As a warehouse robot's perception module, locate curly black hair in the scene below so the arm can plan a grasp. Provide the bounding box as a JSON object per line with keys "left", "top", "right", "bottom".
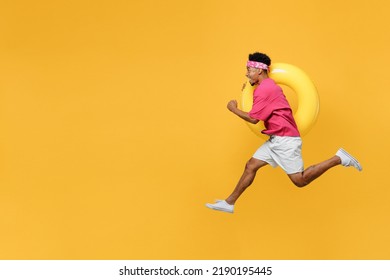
{"left": 248, "top": 52, "right": 271, "bottom": 66}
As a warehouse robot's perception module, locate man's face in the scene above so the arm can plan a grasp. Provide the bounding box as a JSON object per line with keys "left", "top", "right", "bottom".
{"left": 246, "top": 67, "right": 261, "bottom": 86}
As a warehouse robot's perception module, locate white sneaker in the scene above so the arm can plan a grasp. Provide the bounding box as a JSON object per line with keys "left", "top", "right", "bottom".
{"left": 205, "top": 200, "right": 234, "bottom": 213}
{"left": 336, "top": 148, "right": 362, "bottom": 171}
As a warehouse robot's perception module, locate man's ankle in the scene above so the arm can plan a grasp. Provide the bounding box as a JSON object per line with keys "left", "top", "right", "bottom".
{"left": 225, "top": 199, "right": 235, "bottom": 205}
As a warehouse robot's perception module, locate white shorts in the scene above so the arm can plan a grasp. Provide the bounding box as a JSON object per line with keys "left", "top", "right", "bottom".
{"left": 253, "top": 135, "right": 304, "bottom": 174}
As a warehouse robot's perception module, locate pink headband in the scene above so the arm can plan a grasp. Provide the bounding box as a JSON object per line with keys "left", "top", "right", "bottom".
{"left": 247, "top": 60, "right": 269, "bottom": 70}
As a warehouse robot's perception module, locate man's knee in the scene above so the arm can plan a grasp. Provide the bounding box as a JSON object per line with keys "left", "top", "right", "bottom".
{"left": 289, "top": 174, "right": 308, "bottom": 188}
{"left": 293, "top": 180, "right": 307, "bottom": 188}
{"left": 245, "top": 158, "right": 264, "bottom": 173}
{"left": 245, "top": 161, "right": 257, "bottom": 173}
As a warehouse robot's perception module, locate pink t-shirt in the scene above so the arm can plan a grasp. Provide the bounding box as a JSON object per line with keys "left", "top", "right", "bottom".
{"left": 248, "top": 78, "right": 300, "bottom": 137}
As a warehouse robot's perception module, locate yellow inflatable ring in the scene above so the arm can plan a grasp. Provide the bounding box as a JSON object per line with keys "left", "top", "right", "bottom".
{"left": 241, "top": 62, "right": 319, "bottom": 139}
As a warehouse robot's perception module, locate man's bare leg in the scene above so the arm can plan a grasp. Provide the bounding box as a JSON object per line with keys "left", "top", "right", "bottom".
{"left": 225, "top": 158, "right": 268, "bottom": 204}
{"left": 288, "top": 156, "right": 341, "bottom": 187}
{"left": 205, "top": 158, "right": 267, "bottom": 213}
{"left": 288, "top": 148, "right": 362, "bottom": 187}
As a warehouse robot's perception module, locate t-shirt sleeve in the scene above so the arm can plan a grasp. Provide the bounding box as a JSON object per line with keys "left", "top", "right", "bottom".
{"left": 248, "top": 94, "right": 273, "bottom": 121}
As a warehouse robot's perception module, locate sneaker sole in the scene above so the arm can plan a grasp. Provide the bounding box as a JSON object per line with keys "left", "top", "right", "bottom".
{"left": 205, "top": 203, "right": 234, "bottom": 213}
{"left": 339, "top": 148, "right": 362, "bottom": 171}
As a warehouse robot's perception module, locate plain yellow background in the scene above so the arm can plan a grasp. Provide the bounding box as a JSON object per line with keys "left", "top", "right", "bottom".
{"left": 0, "top": 0, "right": 389, "bottom": 259}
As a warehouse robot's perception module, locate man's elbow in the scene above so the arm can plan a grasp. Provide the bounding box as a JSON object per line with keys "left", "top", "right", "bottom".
{"left": 246, "top": 113, "right": 259, "bottom": 124}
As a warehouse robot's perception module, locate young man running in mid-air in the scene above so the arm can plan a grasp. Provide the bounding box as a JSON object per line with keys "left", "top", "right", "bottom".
{"left": 206, "top": 52, "right": 362, "bottom": 214}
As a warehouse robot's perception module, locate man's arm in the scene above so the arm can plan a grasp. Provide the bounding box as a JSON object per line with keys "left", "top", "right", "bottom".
{"left": 227, "top": 100, "right": 259, "bottom": 124}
